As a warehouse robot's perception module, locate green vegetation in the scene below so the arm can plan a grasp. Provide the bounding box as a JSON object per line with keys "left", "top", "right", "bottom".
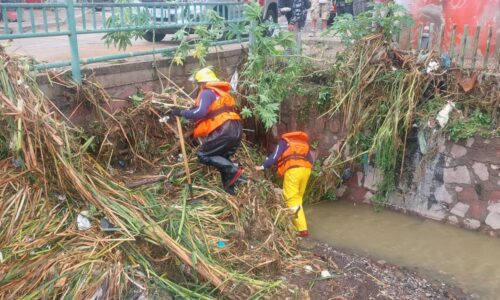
{"left": 172, "top": 10, "right": 229, "bottom": 66}
{"left": 445, "top": 109, "right": 497, "bottom": 141}
{"left": 317, "top": 88, "right": 332, "bottom": 111}
{"left": 102, "top": 0, "right": 151, "bottom": 51}
{"left": 130, "top": 90, "right": 145, "bottom": 106}
{"left": 328, "top": 2, "right": 413, "bottom": 45}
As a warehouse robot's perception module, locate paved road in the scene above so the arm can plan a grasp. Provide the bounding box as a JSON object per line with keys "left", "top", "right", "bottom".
{"left": 2, "top": 13, "right": 337, "bottom": 65}
{"left": 5, "top": 33, "right": 181, "bottom": 62}
{"left": 2, "top": 8, "right": 184, "bottom": 63}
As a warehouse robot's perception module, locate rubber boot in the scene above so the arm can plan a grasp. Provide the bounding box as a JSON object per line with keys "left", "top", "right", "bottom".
{"left": 198, "top": 155, "right": 240, "bottom": 194}
{"left": 223, "top": 168, "right": 244, "bottom": 195}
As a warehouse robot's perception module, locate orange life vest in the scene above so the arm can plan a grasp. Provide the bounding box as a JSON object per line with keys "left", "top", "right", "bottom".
{"left": 192, "top": 81, "right": 241, "bottom": 138}
{"left": 277, "top": 131, "right": 312, "bottom": 177}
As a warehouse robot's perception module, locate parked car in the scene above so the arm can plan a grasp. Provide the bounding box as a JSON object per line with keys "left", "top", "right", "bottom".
{"left": 0, "top": 0, "right": 20, "bottom": 22}
{"left": 85, "top": 0, "right": 115, "bottom": 12}
{"left": 141, "top": 0, "right": 278, "bottom": 42}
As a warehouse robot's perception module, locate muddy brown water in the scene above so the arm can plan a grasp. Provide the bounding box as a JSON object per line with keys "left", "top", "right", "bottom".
{"left": 306, "top": 201, "right": 500, "bottom": 300}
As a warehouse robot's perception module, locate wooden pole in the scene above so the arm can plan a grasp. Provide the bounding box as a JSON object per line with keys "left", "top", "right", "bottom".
{"left": 173, "top": 96, "right": 194, "bottom": 200}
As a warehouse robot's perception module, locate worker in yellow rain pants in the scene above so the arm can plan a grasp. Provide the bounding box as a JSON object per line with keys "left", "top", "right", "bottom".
{"left": 255, "top": 131, "right": 313, "bottom": 237}
{"left": 283, "top": 166, "right": 312, "bottom": 234}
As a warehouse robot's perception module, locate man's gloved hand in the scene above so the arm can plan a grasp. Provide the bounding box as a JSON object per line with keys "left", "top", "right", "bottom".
{"left": 169, "top": 107, "right": 183, "bottom": 117}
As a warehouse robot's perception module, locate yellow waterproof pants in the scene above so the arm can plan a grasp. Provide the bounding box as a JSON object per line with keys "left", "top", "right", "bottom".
{"left": 283, "top": 167, "right": 311, "bottom": 232}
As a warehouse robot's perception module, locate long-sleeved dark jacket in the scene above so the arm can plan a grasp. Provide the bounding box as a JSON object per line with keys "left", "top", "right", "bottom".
{"left": 290, "top": 0, "right": 308, "bottom": 27}
{"left": 279, "top": 0, "right": 308, "bottom": 28}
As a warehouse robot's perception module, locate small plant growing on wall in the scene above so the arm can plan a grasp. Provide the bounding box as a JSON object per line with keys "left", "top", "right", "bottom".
{"left": 445, "top": 109, "right": 497, "bottom": 142}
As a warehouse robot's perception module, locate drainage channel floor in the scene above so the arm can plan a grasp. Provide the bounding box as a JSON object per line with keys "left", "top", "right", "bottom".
{"left": 306, "top": 201, "right": 500, "bottom": 300}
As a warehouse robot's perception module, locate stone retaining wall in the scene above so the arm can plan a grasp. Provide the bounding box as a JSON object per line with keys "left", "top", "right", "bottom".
{"left": 342, "top": 135, "right": 500, "bottom": 236}
{"left": 269, "top": 95, "right": 344, "bottom": 157}
{"left": 413, "top": 136, "right": 500, "bottom": 233}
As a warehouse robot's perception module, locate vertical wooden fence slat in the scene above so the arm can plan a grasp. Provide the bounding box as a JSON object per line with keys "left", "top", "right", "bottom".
{"left": 417, "top": 23, "right": 423, "bottom": 50}
{"left": 428, "top": 23, "right": 435, "bottom": 50}
{"left": 449, "top": 24, "right": 456, "bottom": 62}
{"left": 471, "top": 26, "right": 480, "bottom": 69}
{"left": 483, "top": 26, "right": 493, "bottom": 69}
{"left": 459, "top": 24, "right": 468, "bottom": 67}
{"left": 438, "top": 24, "right": 445, "bottom": 55}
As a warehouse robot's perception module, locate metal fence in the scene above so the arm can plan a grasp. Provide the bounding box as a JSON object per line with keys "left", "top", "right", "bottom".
{"left": 398, "top": 22, "right": 500, "bottom": 72}
{"left": 0, "top": 0, "right": 247, "bottom": 82}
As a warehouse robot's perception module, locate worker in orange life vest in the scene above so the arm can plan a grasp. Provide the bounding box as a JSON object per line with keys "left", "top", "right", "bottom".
{"left": 255, "top": 131, "right": 313, "bottom": 237}
{"left": 170, "top": 67, "right": 244, "bottom": 194}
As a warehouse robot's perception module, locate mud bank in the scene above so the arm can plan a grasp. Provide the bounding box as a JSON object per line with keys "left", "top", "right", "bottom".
{"left": 283, "top": 240, "right": 469, "bottom": 299}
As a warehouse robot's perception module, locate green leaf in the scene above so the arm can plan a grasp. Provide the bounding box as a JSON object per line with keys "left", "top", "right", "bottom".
{"left": 241, "top": 107, "right": 253, "bottom": 118}
{"left": 243, "top": 1, "right": 262, "bottom": 21}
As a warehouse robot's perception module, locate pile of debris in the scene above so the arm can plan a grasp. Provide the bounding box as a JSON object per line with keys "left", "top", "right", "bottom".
{"left": 0, "top": 49, "right": 309, "bottom": 299}
{"left": 315, "top": 34, "right": 499, "bottom": 205}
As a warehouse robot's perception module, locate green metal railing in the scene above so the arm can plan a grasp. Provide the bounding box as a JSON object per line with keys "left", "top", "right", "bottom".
{"left": 0, "top": 1, "right": 247, "bottom": 83}
{"left": 399, "top": 22, "right": 500, "bottom": 72}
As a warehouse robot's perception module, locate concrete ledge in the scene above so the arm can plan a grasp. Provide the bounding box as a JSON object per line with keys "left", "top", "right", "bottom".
{"left": 37, "top": 45, "right": 246, "bottom": 108}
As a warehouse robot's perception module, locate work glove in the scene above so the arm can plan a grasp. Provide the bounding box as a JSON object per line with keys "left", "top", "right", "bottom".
{"left": 169, "top": 107, "right": 183, "bottom": 117}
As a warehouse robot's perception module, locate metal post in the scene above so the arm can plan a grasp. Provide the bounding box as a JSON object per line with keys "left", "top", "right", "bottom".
{"left": 66, "top": 0, "right": 81, "bottom": 83}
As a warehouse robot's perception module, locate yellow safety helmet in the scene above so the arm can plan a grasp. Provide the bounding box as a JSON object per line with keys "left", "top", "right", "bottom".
{"left": 192, "top": 67, "right": 219, "bottom": 83}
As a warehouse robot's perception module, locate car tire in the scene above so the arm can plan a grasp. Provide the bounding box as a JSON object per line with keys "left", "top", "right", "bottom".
{"left": 143, "top": 30, "right": 166, "bottom": 42}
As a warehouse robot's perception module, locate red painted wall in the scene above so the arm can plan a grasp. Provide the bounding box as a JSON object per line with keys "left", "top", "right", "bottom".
{"left": 397, "top": 0, "right": 499, "bottom": 56}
